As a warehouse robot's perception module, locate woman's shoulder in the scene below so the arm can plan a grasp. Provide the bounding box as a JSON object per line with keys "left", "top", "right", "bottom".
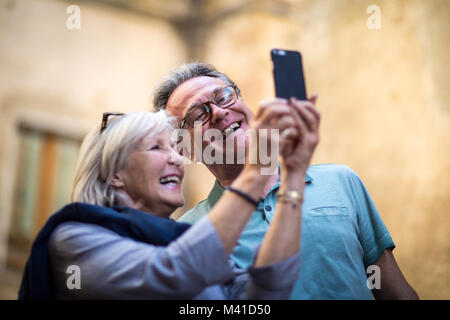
{"left": 51, "top": 221, "right": 118, "bottom": 240}
{"left": 48, "top": 221, "right": 125, "bottom": 256}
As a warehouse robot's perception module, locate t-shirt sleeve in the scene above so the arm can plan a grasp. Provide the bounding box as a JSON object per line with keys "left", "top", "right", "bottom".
{"left": 347, "top": 167, "right": 395, "bottom": 267}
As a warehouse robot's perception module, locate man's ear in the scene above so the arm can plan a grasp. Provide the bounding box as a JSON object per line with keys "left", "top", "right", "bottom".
{"left": 110, "top": 172, "right": 124, "bottom": 188}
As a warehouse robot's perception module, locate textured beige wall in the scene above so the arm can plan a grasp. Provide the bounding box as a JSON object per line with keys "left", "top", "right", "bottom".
{"left": 0, "top": 0, "right": 186, "bottom": 273}
{"left": 0, "top": 0, "right": 448, "bottom": 299}
{"left": 183, "top": 0, "right": 449, "bottom": 299}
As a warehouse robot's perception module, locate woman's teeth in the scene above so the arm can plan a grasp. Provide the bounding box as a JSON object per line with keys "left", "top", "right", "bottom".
{"left": 160, "top": 176, "right": 180, "bottom": 186}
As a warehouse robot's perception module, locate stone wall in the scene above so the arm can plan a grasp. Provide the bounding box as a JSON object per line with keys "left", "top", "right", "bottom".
{"left": 0, "top": 0, "right": 448, "bottom": 299}
{"left": 186, "top": 0, "right": 450, "bottom": 299}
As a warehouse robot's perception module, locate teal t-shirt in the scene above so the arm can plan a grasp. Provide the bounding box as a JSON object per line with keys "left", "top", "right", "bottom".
{"left": 177, "top": 164, "right": 395, "bottom": 299}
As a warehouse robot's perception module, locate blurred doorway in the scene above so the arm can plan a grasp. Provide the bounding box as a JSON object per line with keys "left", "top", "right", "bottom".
{"left": 7, "top": 126, "right": 80, "bottom": 271}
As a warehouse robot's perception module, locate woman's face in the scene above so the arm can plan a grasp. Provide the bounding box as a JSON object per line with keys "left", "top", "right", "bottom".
{"left": 115, "top": 128, "right": 185, "bottom": 218}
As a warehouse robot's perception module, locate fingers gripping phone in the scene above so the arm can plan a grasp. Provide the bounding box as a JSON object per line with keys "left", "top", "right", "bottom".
{"left": 271, "top": 49, "right": 307, "bottom": 101}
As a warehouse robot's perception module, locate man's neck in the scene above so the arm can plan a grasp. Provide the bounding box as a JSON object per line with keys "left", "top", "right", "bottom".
{"left": 208, "top": 163, "right": 279, "bottom": 198}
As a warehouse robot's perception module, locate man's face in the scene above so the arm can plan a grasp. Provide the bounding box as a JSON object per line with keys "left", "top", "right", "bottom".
{"left": 166, "top": 76, "right": 253, "bottom": 164}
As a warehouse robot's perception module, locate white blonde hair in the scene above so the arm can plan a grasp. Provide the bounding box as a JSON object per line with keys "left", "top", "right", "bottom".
{"left": 71, "top": 110, "right": 174, "bottom": 207}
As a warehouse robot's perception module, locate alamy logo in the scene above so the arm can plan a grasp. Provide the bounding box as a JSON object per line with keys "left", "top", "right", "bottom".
{"left": 366, "top": 5, "right": 381, "bottom": 30}
{"left": 66, "top": 5, "right": 81, "bottom": 30}
{"left": 174, "top": 127, "right": 280, "bottom": 175}
{"left": 366, "top": 265, "right": 381, "bottom": 289}
{"left": 66, "top": 265, "right": 81, "bottom": 290}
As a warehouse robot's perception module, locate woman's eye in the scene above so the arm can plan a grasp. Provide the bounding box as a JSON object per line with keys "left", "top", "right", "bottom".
{"left": 150, "top": 145, "right": 160, "bottom": 150}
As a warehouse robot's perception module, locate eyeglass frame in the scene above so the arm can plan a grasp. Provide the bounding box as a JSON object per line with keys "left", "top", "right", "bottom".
{"left": 100, "top": 112, "right": 125, "bottom": 133}
{"left": 179, "top": 85, "right": 240, "bottom": 129}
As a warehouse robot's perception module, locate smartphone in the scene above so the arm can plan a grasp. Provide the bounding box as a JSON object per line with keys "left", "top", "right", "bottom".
{"left": 271, "top": 49, "right": 307, "bottom": 100}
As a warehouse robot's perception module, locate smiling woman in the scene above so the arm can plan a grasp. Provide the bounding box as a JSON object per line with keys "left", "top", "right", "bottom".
{"left": 107, "top": 127, "right": 185, "bottom": 218}
{"left": 18, "top": 109, "right": 304, "bottom": 300}
{"left": 71, "top": 111, "right": 176, "bottom": 210}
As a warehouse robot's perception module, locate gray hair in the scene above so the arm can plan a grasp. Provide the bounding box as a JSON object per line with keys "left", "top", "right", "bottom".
{"left": 153, "top": 62, "right": 240, "bottom": 111}
{"left": 71, "top": 110, "right": 173, "bottom": 207}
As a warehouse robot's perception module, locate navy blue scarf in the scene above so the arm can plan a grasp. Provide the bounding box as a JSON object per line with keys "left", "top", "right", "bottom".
{"left": 18, "top": 202, "right": 191, "bottom": 300}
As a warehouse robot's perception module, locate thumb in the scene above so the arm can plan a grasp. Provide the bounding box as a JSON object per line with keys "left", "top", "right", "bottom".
{"left": 308, "top": 94, "right": 318, "bottom": 105}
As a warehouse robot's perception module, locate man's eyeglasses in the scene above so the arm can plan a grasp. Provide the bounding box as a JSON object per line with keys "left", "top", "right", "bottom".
{"left": 100, "top": 112, "right": 125, "bottom": 133}
{"left": 180, "top": 86, "right": 239, "bottom": 129}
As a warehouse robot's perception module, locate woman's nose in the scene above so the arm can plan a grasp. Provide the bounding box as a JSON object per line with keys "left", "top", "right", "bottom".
{"left": 169, "top": 148, "right": 183, "bottom": 166}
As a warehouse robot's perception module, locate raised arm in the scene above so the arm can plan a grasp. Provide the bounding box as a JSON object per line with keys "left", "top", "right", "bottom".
{"left": 207, "top": 102, "right": 298, "bottom": 255}
{"left": 255, "top": 95, "right": 320, "bottom": 267}
{"left": 223, "top": 96, "right": 320, "bottom": 300}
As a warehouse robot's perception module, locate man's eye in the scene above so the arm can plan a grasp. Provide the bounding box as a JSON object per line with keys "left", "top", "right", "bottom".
{"left": 215, "top": 94, "right": 228, "bottom": 105}
{"left": 150, "top": 145, "right": 160, "bottom": 150}
{"left": 214, "top": 88, "right": 233, "bottom": 105}
{"left": 187, "top": 109, "right": 206, "bottom": 122}
{"left": 194, "top": 112, "right": 207, "bottom": 121}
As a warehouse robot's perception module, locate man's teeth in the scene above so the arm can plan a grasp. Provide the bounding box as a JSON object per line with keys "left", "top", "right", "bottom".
{"left": 160, "top": 176, "right": 180, "bottom": 185}
{"left": 223, "top": 122, "right": 240, "bottom": 138}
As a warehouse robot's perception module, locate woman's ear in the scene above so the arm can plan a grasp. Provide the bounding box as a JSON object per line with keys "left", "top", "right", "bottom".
{"left": 110, "top": 172, "right": 124, "bottom": 189}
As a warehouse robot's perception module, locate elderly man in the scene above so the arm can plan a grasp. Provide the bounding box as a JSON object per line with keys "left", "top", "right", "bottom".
{"left": 153, "top": 62, "right": 418, "bottom": 300}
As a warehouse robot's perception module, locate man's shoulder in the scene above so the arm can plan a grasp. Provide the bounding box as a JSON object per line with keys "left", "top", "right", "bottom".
{"left": 308, "top": 163, "right": 360, "bottom": 180}
{"left": 177, "top": 199, "right": 211, "bottom": 224}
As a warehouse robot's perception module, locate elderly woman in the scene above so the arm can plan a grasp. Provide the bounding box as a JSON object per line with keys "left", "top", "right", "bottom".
{"left": 19, "top": 107, "right": 308, "bottom": 300}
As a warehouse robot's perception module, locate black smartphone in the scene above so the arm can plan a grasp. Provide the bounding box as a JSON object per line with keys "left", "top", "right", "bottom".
{"left": 271, "top": 49, "right": 307, "bottom": 100}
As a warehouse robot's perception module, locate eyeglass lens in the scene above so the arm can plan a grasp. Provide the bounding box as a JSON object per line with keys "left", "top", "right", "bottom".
{"left": 183, "top": 86, "right": 237, "bottom": 127}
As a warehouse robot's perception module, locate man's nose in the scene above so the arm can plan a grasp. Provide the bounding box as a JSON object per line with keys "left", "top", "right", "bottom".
{"left": 209, "top": 104, "right": 229, "bottom": 124}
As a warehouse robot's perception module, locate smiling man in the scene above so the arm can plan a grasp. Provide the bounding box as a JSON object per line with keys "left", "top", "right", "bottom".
{"left": 165, "top": 75, "right": 255, "bottom": 181}
{"left": 153, "top": 62, "right": 418, "bottom": 300}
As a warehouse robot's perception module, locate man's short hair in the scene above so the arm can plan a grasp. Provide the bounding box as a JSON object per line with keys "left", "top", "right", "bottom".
{"left": 153, "top": 62, "right": 240, "bottom": 111}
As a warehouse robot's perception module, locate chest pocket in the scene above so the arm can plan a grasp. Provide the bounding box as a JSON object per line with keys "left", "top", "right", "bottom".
{"left": 304, "top": 206, "right": 350, "bottom": 217}
{"left": 302, "top": 206, "right": 356, "bottom": 244}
